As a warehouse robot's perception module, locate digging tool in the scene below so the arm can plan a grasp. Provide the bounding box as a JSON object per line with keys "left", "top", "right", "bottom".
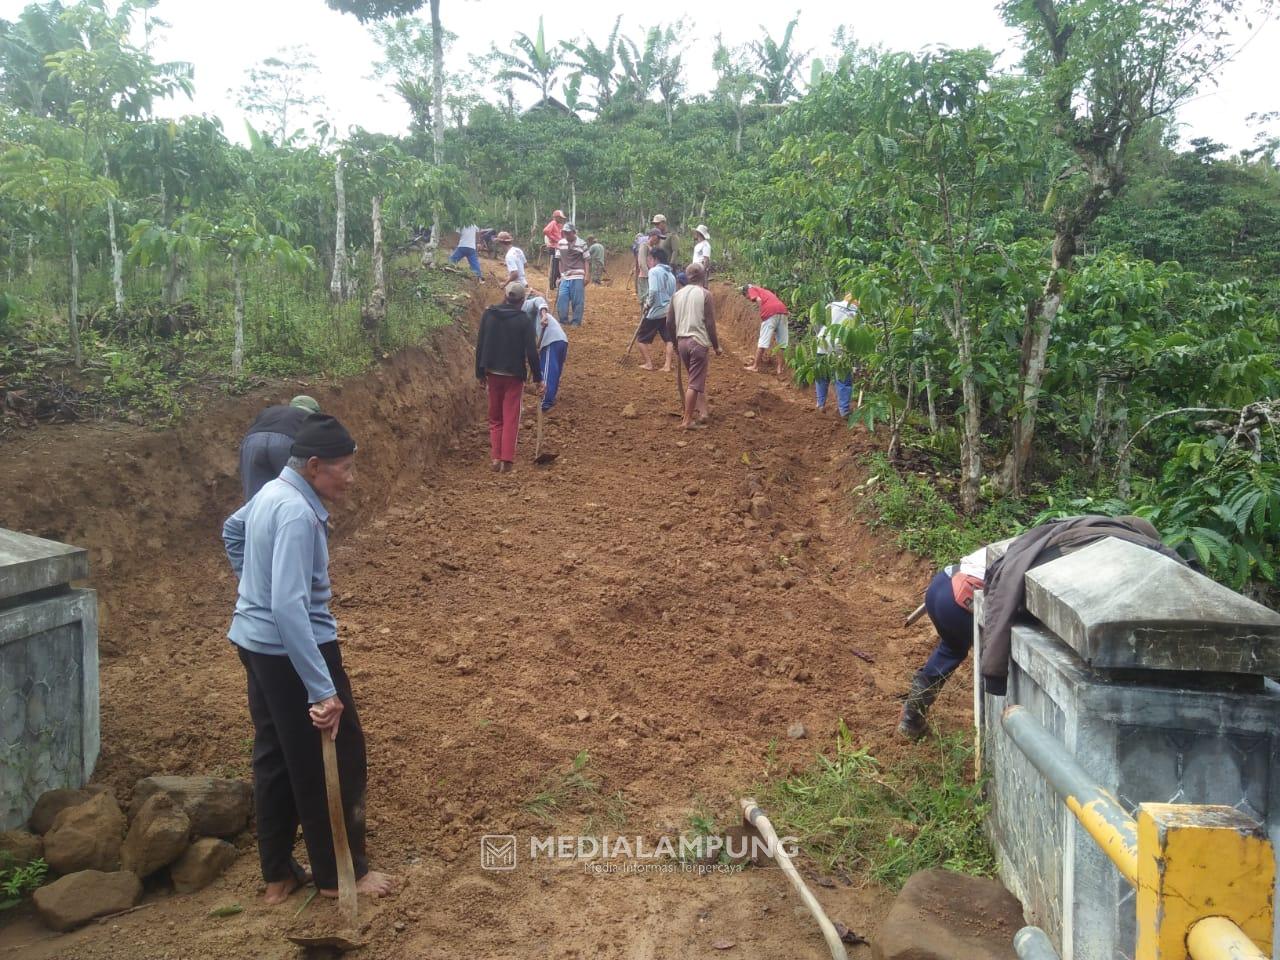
{"left": 618, "top": 308, "right": 646, "bottom": 365}
{"left": 904, "top": 602, "right": 926, "bottom": 627}
{"left": 740, "top": 798, "right": 849, "bottom": 960}
{"left": 322, "top": 736, "right": 358, "bottom": 924}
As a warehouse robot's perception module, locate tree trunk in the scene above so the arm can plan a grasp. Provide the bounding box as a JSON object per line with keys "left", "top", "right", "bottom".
{"left": 1113, "top": 380, "right": 1131, "bottom": 499}
{"left": 570, "top": 179, "right": 577, "bottom": 225}
{"left": 924, "top": 355, "right": 938, "bottom": 434}
{"left": 67, "top": 219, "right": 82, "bottom": 368}
{"left": 427, "top": 0, "right": 445, "bottom": 270}
{"left": 232, "top": 254, "right": 245, "bottom": 377}
{"left": 1090, "top": 376, "right": 1109, "bottom": 476}
{"left": 372, "top": 195, "right": 385, "bottom": 305}
{"left": 163, "top": 251, "right": 186, "bottom": 306}
{"left": 956, "top": 316, "right": 981, "bottom": 514}
{"left": 331, "top": 157, "right": 347, "bottom": 301}
{"left": 27, "top": 234, "right": 34, "bottom": 275}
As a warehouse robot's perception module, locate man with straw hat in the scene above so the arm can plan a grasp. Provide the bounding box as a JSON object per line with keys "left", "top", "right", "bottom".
{"left": 239, "top": 395, "right": 322, "bottom": 501}
{"left": 692, "top": 225, "right": 711, "bottom": 273}
{"left": 496, "top": 230, "right": 526, "bottom": 286}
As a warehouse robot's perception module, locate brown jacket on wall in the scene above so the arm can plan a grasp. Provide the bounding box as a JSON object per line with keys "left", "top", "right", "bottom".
{"left": 979, "top": 515, "right": 1186, "bottom": 695}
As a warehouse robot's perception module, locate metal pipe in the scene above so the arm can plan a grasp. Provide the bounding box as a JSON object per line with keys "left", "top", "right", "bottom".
{"left": 1013, "top": 926, "right": 1061, "bottom": 960}
{"left": 1001, "top": 705, "right": 1139, "bottom": 885}
{"left": 1187, "top": 916, "right": 1271, "bottom": 960}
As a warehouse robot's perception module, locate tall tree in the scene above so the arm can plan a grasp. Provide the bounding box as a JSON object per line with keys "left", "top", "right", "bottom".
{"left": 494, "top": 17, "right": 561, "bottom": 104}
{"left": 998, "top": 0, "right": 1263, "bottom": 493}
{"left": 712, "top": 36, "right": 755, "bottom": 154}
{"left": 561, "top": 17, "right": 622, "bottom": 110}
{"left": 369, "top": 16, "right": 455, "bottom": 141}
{"left": 236, "top": 45, "right": 326, "bottom": 144}
{"left": 749, "top": 14, "right": 806, "bottom": 104}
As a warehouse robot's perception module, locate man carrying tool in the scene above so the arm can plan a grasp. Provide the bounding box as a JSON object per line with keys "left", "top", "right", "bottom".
{"left": 556, "top": 222, "right": 590, "bottom": 328}
{"left": 223, "top": 413, "right": 395, "bottom": 904}
{"left": 522, "top": 287, "right": 568, "bottom": 412}
{"left": 742, "top": 283, "right": 790, "bottom": 377}
{"left": 477, "top": 281, "right": 542, "bottom": 472}
{"left": 636, "top": 246, "right": 676, "bottom": 372}
{"left": 543, "top": 209, "right": 567, "bottom": 287}
{"left": 497, "top": 230, "right": 526, "bottom": 286}
{"left": 239, "top": 394, "right": 321, "bottom": 501}
{"left": 449, "top": 223, "right": 484, "bottom": 280}
{"left": 666, "top": 261, "right": 722, "bottom": 430}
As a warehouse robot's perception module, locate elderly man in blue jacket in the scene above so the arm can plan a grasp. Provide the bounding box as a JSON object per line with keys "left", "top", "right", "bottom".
{"left": 222, "top": 413, "right": 394, "bottom": 905}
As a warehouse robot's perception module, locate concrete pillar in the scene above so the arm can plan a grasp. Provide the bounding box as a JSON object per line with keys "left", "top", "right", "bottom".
{"left": 0, "top": 529, "right": 99, "bottom": 830}
{"left": 982, "top": 536, "right": 1280, "bottom": 960}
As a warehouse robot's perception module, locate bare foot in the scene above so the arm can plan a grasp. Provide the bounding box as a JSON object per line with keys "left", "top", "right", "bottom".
{"left": 263, "top": 875, "right": 305, "bottom": 905}
{"left": 659, "top": 365, "right": 671, "bottom": 372}
{"left": 320, "top": 871, "right": 398, "bottom": 899}
{"left": 639, "top": 363, "right": 655, "bottom": 371}
{"left": 743, "top": 364, "right": 758, "bottom": 372}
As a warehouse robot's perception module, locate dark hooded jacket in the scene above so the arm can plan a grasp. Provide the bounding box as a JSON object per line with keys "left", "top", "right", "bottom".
{"left": 979, "top": 515, "right": 1186, "bottom": 694}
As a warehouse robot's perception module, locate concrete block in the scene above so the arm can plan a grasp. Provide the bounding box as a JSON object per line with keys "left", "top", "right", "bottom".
{"left": 0, "top": 529, "right": 87, "bottom": 602}
{"left": 1024, "top": 537, "right": 1280, "bottom": 674}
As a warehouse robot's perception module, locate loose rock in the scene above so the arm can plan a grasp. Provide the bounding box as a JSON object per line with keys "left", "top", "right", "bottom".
{"left": 33, "top": 870, "right": 141, "bottom": 931}
{"left": 170, "top": 838, "right": 238, "bottom": 894}
{"left": 43, "top": 792, "right": 126, "bottom": 874}
{"left": 120, "top": 792, "right": 191, "bottom": 878}
{"left": 787, "top": 722, "right": 808, "bottom": 740}
{"left": 621, "top": 403, "right": 638, "bottom": 419}
{"left": 872, "top": 868, "right": 1025, "bottom": 960}
{"left": 749, "top": 496, "right": 773, "bottom": 521}
{"left": 130, "top": 776, "right": 251, "bottom": 838}
{"left": 29, "top": 786, "right": 109, "bottom": 835}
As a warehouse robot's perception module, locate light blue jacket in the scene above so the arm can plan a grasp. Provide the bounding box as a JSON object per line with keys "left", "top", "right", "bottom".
{"left": 223, "top": 467, "right": 337, "bottom": 702}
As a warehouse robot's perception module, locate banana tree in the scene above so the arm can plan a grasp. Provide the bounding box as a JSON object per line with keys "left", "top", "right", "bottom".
{"left": 561, "top": 17, "right": 622, "bottom": 110}
{"left": 494, "top": 17, "right": 560, "bottom": 104}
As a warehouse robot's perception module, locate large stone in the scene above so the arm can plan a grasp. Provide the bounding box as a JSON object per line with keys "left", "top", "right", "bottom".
{"left": 872, "top": 868, "right": 1023, "bottom": 960}
{"left": 170, "top": 837, "right": 237, "bottom": 894}
{"left": 28, "top": 785, "right": 109, "bottom": 835}
{"left": 42, "top": 792, "right": 126, "bottom": 874}
{"left": 130, "top": 776, "right": 251, "bottom": 838}
{"left": 120, "top": 792, "right": 190, "bottom": 878}
{"left": 1024, "top": 537, "right": 1280, "bottom": 674}
{"left": 0, "top": 828, "right": 43, "bottom": 864}
{"left": 32, "top": 869, "right": 140, "bottom": 931}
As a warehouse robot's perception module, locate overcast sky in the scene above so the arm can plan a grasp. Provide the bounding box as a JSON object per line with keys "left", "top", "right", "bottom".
{"left": 3, "top": 0, "right": 1275, "bottom": 152}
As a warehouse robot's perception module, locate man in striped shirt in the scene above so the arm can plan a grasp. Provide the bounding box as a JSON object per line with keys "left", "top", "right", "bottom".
{"left": 555, "top": 222, "right": 589, "bottom": 327}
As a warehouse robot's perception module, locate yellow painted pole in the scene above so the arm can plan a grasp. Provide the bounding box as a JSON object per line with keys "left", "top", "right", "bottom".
{"left": 1187, "top": 917, "right": 1271, "bottom": 960}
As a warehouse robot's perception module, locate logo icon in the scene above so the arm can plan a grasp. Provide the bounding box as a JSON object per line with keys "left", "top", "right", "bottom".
{"left": 480, "top": 835, "right": 518, "bottom": 871}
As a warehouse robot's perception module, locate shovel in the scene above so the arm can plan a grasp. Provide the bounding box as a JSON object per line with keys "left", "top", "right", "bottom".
{"left": 618, "top": 309, "right": 646, "bottom": 365}
{"left": 285, "top": 735, "right": 362, "bottom": 951}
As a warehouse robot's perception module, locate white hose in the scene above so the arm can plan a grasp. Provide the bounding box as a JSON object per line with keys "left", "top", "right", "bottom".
{"left": 740, "top": 798, "right": 849, "bottom": 960}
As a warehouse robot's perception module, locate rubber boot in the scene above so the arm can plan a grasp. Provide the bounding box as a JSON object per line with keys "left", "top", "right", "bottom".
{"left": 897, "top": 670, "right": 946, "bottom": 740}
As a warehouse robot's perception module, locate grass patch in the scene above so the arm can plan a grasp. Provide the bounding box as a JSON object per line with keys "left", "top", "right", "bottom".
{"left": 759, "top": 721, "right": 995, "bottom": 889}
{"left": 0, "top": 853, "right": 47, "bottom": 911}
{"left": 858, "top": 452, "right": 1027, "bottom": 566}
{"left": 523, "top": 750, "right": 630, "bottom": 832}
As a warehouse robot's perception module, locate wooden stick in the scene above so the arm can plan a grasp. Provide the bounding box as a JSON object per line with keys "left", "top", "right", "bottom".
{"left": 740, "top": 799, "right": 848, "bottom": 960}
{"left": 322, "top": 735, "right": 358, "bottom": 925}
{"left": 903, "top": 602, "right": 926, "bottom": 627}
{"left": 850, "top": 649, "right": 875, "bottom": 664}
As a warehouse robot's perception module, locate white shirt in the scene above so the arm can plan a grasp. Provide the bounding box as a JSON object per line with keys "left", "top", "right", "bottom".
{"left": 817, "top": 300, "right": 858, "bottom": 355}
{"left": 944, "top": 547, "right": 988, "bottom": 582}
{"left": 694, "top": 239, "right": 711, "bottom": 265}
{"left": 458, "top": 224, "right": 478, "bottom": 248}
{"left": 505, "top": 246, "right": 527, "bottom": 284}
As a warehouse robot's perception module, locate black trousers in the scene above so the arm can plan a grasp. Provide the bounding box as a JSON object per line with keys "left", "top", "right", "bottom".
{"left": 548, "top": 250, "right": 561, "bottom": 288}
{"left": 239, "top": 431, "right": 293, "bottom": 502}
{"left": 238, "top": 643, "right": 368, "bottom": 889}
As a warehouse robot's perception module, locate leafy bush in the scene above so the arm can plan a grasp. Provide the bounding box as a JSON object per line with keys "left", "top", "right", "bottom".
{"left": 0, "top": 853, "right": 47, "bottom": 910}
{"left": 760, "top": 722, "right": 994, "bottom": 888}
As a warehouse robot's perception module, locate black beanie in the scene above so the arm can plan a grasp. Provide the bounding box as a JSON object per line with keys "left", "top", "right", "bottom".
{"left": 291, "top": 413, "right": 357, "bottom": 460}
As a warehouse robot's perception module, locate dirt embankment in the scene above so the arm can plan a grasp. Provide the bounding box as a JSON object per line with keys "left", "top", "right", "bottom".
{"left": 0, "top": 294, "right": 487, "bottom": 589}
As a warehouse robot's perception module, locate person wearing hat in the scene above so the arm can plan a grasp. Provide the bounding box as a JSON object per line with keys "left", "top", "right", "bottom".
{"left": 555, "top": 222, "right": 590, "bottom": 327}
{"left": 496, "top": 230, "right": 526, "bottom": 286}
{"left": 632, "top": 229, "right": 652, "bottom": 304}
{"left": 692, "top": 225, "right": 711, "bottom": 273}
{"left": 651, "top": 214, "right": 678, "bottom": 269}
{"left": 476, "top": 281, "right": 543, "bottom": 471}
{"left": 543, "top": 209, "right": 567, "bottom": 287}
{"left": 239, "top": 395, "right": 322, "bottom": 501}
{"left": 222, "top": 413, "right": 395, "bottom": 905}
{"left": 586, "top": 235, "right": 606, "bottom": 285}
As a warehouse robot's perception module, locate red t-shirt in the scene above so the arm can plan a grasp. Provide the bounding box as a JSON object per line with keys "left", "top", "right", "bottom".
{"left": 747, "top": 285, "right": 787, "bottom": 320}
{"left": 543, "top": 220, "right": 562, "bottom": 249}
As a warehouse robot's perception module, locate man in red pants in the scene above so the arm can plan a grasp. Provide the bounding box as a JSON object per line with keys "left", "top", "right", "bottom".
{"left": 476, "top": 281, "right": 542, "bottom": 472}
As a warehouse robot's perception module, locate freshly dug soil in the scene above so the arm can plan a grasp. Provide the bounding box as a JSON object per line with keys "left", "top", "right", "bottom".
{"left": 0, "top": 261, "right": 978, "bottom": 959}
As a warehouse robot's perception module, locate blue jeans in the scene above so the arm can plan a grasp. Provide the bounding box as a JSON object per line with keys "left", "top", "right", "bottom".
{"left": 921, "top": 571, "right": 975, "bottom": 682}
{"left": 815, "top": 374, "right": 854, "bottom": 415}
{"left": 449, "top": 246, "right": 482, "bottom": 278}
{"left": 540, "top": 340, "right": 568, "bottom": 411}
{"left": 556, "top": 278, "right": 585, "bottom": 326}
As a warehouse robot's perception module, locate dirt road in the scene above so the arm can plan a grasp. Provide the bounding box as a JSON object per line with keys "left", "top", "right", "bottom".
{"left": 0, "top": 261, "right": 959, "bottom": 958}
